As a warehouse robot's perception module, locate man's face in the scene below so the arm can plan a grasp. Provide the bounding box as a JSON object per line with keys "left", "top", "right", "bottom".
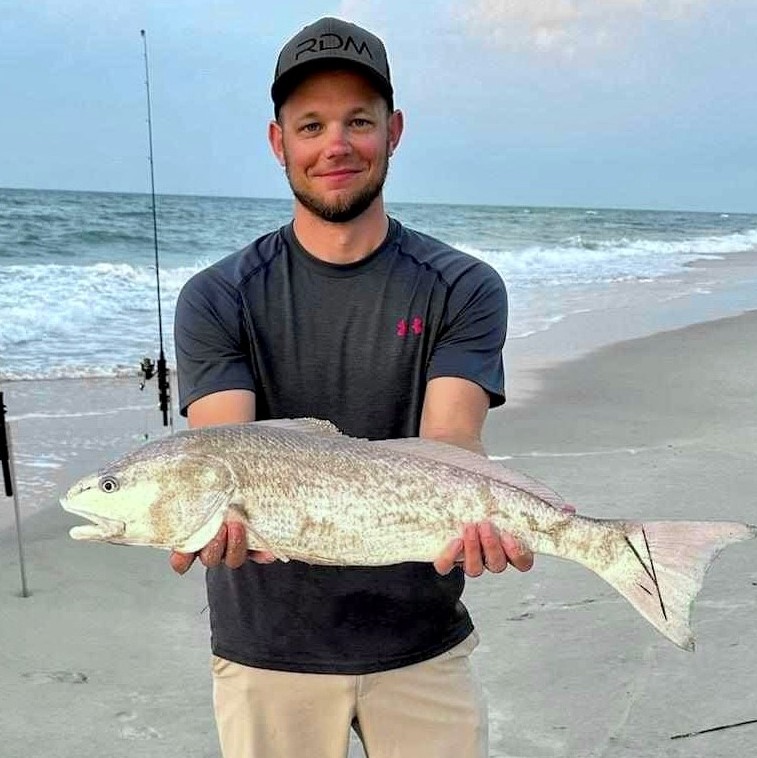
{"left": 269, "top": 69, "right": 402, "bottom": 223}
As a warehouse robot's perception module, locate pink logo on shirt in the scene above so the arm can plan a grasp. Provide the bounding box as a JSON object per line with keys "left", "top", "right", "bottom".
{"left": 397, "top": 317, "right": 424, "bottom": 337}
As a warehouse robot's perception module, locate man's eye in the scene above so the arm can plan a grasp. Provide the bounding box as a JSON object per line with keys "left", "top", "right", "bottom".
{"left": 351, "top": 118, "right": 371, "bottom": 128}
{"left": 300, "top": 122, "right": 321, "bottom": 133}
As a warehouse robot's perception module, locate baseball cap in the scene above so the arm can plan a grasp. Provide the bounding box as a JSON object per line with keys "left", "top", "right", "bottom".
{"left": 271, "top": 17, "right": 394, "bottom": 115}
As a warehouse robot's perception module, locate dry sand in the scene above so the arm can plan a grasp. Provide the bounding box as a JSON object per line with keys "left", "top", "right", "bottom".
{"left": 1, "top": 311, "right": 756, "bottom": 757}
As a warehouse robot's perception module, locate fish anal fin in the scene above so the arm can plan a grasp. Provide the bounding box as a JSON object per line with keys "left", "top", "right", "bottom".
{"left": 373, "top": 437, "right": 569, "bottom": 511}
{"left": 283, "top": 551, "right": 344, "bottom": 566}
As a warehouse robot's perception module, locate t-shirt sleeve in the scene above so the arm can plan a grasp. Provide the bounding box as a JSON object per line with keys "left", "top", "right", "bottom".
{"left": 426, "top": 262, "right": 507, "bottom": 407}
{"left": 174, "top": 270, "right": 256, "bottom": 416}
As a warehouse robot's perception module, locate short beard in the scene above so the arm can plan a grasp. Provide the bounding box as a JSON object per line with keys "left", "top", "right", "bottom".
{"left": 284, "top": 151, "right": 389, "bottom": 224}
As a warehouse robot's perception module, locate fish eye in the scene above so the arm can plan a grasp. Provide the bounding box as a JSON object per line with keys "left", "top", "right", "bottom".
{"left": 99, "top": 476, "right": 120, "bottom": 493}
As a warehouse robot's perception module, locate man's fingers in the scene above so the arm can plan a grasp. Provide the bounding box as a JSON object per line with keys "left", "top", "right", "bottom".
{"left": 433, "top": 538, "right": 463, "bottom": 575}
{"left": 479, "top": 521, "right": 507, "bottom": 573}
{"left": 435, "top": 525, "right": 533, "bottom": 577}
{"left": 463, "top": 523, "right": 484, "bottom": 577}
{"left": 500, "top": 531, "right": 534, "bottom": 572}
{"left": 170, "top": 521, "right": 258, "bottom": 574}
{"left": 224, "top": 521, "right": 248, "bottom": 569}
{"left": 170, "top": 550, "right": 196, "bottom": 575}
{"left": 199, "top": 524, "right": 227, "bottom": 568}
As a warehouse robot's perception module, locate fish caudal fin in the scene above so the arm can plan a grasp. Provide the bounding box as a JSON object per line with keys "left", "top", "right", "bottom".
{"left": 597, "top": 520, "right": 756, "bottom": 651}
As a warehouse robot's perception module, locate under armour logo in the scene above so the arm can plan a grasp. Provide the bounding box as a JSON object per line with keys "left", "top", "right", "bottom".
{"left": 396, "top": 317, "right": 424, "bottom": 337}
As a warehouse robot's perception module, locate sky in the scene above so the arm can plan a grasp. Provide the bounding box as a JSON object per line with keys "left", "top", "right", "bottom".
{"left": 1, "top": 0, "right": 756, "bottom": 213}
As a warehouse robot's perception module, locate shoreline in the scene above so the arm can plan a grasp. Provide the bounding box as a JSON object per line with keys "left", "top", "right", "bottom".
{"left": 504, "top": 248, "right": 757, "bottom": 406}
{"left": 0, "top": 377, "right": 172, "bottom": 532}
{"left": 6, "top": 244, "right": 756, "bottom": 401}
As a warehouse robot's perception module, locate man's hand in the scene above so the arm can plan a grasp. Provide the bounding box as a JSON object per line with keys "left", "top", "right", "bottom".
{"left": 174, "top": 389, "right": 270, "bottom": 574}
{"left": 434, "top": 521, "right": 534, "bottom": 577}
{"left": 169, "top": 520, "right": 276, "bottom": 575}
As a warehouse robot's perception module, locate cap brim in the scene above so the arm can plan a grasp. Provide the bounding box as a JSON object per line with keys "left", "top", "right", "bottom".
{"left": 271, "top": 59, "right": 393, "bottom": 113}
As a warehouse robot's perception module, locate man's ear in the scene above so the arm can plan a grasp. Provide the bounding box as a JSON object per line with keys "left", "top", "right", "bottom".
{"left": 268, "top": 120, "right": 286, "bottom": 167}
{"left": 387, "top": 109, "right": 404, "bottom": 157}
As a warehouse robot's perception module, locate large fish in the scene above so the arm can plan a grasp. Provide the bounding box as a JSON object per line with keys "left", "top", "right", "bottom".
{"left": 60, "top": 418, "right": 755, "bottom": 651}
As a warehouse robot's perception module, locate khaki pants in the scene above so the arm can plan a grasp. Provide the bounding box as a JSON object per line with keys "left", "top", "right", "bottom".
{"left": 212, "top": 632, "right": 487, "bottom": 758}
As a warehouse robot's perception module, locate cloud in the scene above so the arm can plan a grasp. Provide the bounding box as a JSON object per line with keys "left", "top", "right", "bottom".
{"left": 455, "top": 0, "right": 705, "bottom": 57}
{"left": 335, "top": 0, "right": 386, "bottom": 24}
{"left": 337, "top": 0, "right": 372, "bottom": 18}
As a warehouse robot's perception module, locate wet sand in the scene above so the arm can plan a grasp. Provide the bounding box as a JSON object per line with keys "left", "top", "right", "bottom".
{"left": 1, "top": 311, "right": 756, "bottom": 757}
{"left": 478, "top": 309, "right": 757, "bottom": 757}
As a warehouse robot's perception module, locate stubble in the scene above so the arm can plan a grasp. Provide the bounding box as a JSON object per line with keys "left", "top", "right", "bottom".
{"left": 283, "top": 145, "right": 390, "bottom": 224}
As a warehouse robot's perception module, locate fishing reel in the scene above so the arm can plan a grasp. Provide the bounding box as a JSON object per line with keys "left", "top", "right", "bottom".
{"left": 138, "top": 355, "right": 172, "bottom": 429}
{"left": 138, "top": 357, "right": 155, "bottom": 390}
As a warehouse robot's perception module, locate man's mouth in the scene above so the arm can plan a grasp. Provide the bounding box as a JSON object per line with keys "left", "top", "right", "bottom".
{"left": 316, "top": 168, "right": 362, "bottom": 180}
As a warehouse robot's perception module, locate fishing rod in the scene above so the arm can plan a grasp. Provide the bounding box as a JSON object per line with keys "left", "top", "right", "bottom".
{"left": 139, "top": 29, "right": 173, "bottom": 431}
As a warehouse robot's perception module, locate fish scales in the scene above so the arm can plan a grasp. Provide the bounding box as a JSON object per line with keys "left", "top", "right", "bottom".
{"left": 207, "top": 423, "right": 514, "bottom": 563}
{"left": 60, "top": 418, "right": 756, "bottom": 650}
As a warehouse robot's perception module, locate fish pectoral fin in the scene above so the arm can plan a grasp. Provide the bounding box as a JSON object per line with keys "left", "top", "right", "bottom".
{"left": 174, "top": 507, "right": 228, "bottom": 554}
{"left": 224, "top": 499, "right": 290, "bottom": 563}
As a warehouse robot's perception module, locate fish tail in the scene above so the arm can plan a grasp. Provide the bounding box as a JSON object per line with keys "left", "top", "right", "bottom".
{"left": 593, "top": 519, "right": 756, "bottom": 650}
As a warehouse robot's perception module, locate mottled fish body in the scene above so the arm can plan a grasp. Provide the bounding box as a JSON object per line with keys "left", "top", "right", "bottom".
{"left": 60, "top": 418, "right": 756, "bottom": 651}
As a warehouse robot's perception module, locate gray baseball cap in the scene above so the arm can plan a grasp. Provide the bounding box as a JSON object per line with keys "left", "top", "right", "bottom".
{"left": 271, "top": 17, "right": 394, "bottom": 115}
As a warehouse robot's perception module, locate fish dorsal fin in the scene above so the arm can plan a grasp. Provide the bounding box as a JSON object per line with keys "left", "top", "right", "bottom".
{"left": 372, "top": 437, "right": 569, "bottom": 511}
{"left": 252, "top": 418, "right": 343, "bottom": 437}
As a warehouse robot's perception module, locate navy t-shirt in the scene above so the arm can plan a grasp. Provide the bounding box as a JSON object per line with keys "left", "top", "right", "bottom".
{"left": 174, "top": 217, "right": 507, "bottom": 674}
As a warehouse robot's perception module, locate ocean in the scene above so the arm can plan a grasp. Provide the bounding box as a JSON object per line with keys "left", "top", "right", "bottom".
{"left": 2, "top": 186, "right": 757, "bottom": 381}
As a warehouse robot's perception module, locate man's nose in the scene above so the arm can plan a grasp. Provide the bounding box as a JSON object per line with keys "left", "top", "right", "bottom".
{"left": 323, "top": 125, "right": 352, "bottom": 159}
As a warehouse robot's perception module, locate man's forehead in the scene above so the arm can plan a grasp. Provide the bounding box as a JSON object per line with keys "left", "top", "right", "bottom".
{"left": 281, "top": 69, "right": 388, "bottom": 114}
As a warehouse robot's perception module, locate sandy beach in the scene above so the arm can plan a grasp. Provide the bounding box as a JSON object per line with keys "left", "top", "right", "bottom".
{"left": 2, "top": 308, "right": 756, "bottom": 757}
{"left": 479, "top": 309, "right": 757, "bottom": 757}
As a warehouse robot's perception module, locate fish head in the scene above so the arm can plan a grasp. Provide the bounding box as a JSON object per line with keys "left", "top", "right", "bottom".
{"left": 60, "top": 433, "right": 236, "bottom": 550}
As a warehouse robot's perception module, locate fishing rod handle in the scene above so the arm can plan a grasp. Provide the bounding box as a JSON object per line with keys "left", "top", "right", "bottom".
{"left": 0, "top": 392, "right": 13, "bottom": 496}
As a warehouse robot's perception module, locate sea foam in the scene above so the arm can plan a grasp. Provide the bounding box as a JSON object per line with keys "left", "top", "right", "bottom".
{"left": 2, "top": 189, "right": 756, "bottom": 380}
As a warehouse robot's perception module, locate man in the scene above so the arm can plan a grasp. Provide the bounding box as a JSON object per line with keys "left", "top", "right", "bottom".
{"left": 171, "top": 17, "right": 533, "bottom": 758}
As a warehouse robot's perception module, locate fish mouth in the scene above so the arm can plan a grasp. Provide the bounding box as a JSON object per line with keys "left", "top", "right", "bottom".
{"left": 69, "top": 520, "right": 125, "bottom": 541}
{"left": 59, "top": 498, "right": 125, "bottom": 542}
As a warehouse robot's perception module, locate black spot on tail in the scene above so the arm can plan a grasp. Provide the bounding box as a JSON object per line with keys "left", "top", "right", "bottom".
{"left": 624, "top": 530, "right": 668, "bottom": 621}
